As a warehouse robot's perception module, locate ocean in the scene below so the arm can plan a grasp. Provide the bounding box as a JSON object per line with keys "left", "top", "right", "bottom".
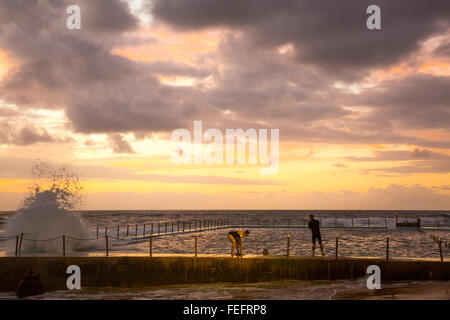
{"left": 0, "top": 210, "right": 449, "bottom": 300}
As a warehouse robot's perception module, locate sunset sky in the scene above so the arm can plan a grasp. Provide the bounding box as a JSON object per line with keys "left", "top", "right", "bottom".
{"left": 0, "top": 0, "right": 449, "bottom": 210}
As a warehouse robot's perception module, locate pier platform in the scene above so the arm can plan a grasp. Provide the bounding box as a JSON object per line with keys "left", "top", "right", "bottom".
{"left": 0, "top": 256, "right": 448, "bottom": 292}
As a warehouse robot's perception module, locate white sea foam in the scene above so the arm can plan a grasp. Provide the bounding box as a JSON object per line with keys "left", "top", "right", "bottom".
{"left": 5, "top": 161, "right": 93, "bottom": 253}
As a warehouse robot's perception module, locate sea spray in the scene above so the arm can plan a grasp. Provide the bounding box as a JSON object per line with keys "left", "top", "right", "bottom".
{"left": 5, "top": 161, "right": 94, "bottom": 253}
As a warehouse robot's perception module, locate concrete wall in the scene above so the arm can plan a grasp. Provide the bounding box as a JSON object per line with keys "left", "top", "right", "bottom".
{"left": 0, "top": 256, "right": 448, "bottom": 292}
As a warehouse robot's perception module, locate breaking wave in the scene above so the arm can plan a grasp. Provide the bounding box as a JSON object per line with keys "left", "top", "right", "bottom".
{"left": 5, "top": 161, "right": 91, "bottom": 253}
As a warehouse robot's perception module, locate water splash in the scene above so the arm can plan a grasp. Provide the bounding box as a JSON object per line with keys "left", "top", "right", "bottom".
{"left": 5, "top": 160, "right": 91, "bottom": 253}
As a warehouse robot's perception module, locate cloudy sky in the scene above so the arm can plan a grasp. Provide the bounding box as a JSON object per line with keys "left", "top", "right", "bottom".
{"left": 0, "top": 0, "right": 449, "bottom": 210}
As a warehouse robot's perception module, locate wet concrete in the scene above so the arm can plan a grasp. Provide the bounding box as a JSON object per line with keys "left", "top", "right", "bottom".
{"left": 0, "top": 256, "right": 448, "bottom": 292}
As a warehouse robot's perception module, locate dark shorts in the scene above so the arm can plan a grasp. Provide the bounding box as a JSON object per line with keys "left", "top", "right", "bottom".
{"left": 312, "top": 233, "right": 322, "bottom": 245}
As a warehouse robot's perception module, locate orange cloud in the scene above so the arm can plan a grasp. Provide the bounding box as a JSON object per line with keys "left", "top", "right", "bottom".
{"left": 0, "top": 49, "right": 14, "bottom": 79}
{"left": 113, "top": 26, "right": 220, "bottom": 63}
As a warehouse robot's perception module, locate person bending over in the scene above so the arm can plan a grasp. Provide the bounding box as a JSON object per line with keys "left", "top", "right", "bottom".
{"left": 227, "top": 230, "right": 250, "bottom": 257}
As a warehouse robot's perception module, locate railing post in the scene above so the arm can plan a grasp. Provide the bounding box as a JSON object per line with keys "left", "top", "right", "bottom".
{"left": 239, "top": 233, "right": 243, "bottom": 258}
{"left": 158, "top": 223, "right": 160, "bottom": 235}
{"left": 439, "top": 240, "right": 443, "bottom": 262}
{"left": 105, "top": 227, "right": 108, "bottom": 236}
{"left": 15, "top": 235, "right": 19, "bottom": 257}
{"left": 335, "top": 217, "right": 337, "bottom": 227}
{"left": 127, "top": 225, "right": 129, "bottom": 236}
{"left": 287, "top": 235, "right": 291, "bottom": 258}
{"left": 189, "top": 221, "right": 191, "bottom": 232}
{"left": 117, "top": 226, "right": 120, "bottom": 239}
{"left": 166, "top": 222, "right": 168, "bottom": 234}
{"left": 96, "top": 226, "right": 99, "bottom": 239}
{"left": 135, "top": 224, "right": 138, "bottom": 237}
{"left": 335, "top": 237, "right": 339, "bottom": 260}
{"left": 195, "top": 234, "right": 198, "bottom": 259}
{"left": 63, "top": 235, "right": 66, "bottom": 257}
{"left": 18, "top": 233, "right": 23, "bottom": 257}
{"left": 172, "top": 222, "right": 174, "bottom": 233}
{"left": 273, "top": 217, "right": 275, "bottom": 228}
{"left": 351, "top": 218, "right": 354, "bottom": 228}
{"left": 386, "top": 237, "right": 389, "bottom": 261}
{"left": 149, "top": 235, "right": 153, "bottom": 257}
{"left": 151, "top": 223, "right": 153, "bottom": 235}
{"left": 143, "top": 224, "right": 146, "bottom": 236}
{"left": 384, "top": 218, "right": 387, "bottom": 228}
{"left": 105, "top": 235, "right": 109, "bottom": 257}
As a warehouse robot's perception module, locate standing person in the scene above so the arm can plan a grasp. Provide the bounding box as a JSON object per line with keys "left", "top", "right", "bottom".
{"left": 227, "top": 230, "right": 250, "bottom": 257}
{"left": 308, "top": 215, "right": 324, "bottom": 257}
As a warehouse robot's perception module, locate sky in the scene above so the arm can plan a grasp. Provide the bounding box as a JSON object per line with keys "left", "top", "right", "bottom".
{"left": 0, "top": 0, "right": 449, "bottom": 210}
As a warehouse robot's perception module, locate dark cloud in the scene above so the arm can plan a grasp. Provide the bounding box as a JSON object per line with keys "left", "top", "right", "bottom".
{"left": 150, "top": 0, "right": 285, "bottom": 29}
{"left": 201, "top": 35, "right": 349, "bottom": 124}
{"left": 151, "top": 0, "right": 450, "bottom": 79}
{"left": 433, "top": 40, "right": 450, "bottom": 57}
{"left": 0, "top": 122, "right": 54, "bottom": 145}
{"left": 344, "top": 149, "right": 450, "bottom": 162}
{"left": 352, "top": 74, "right": 450, "bottom": 130}
{"left": 0, "top": 0, "right": 449, "bottom": 153}
{"left": 0, "top": 0, "right": 138, "bottom": 34}
{"left": 343, "top": 148, "right": 450, "bottom": 174}
{"left": 0, "top": 0, "right": 143, "bottom": 110}
{"left": 17, "top": 126, "right": 53, "bottom": 145}
{"left": 108, "top": 134, "right": 135, "bottom": 153}
{"left": 0, "top": 0, "right": 215, "bottom": 135}
{"left": 411, "top": 148, "right": 431, "bottom": 159}
{"left": 147, "top": 60, "right": 213, "bottom": 78}
{"left": 369, "top": 162, "right": 450, "bottom": 174}
{"left": 81, "top": 0, "right": 139, "bottom": 33}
